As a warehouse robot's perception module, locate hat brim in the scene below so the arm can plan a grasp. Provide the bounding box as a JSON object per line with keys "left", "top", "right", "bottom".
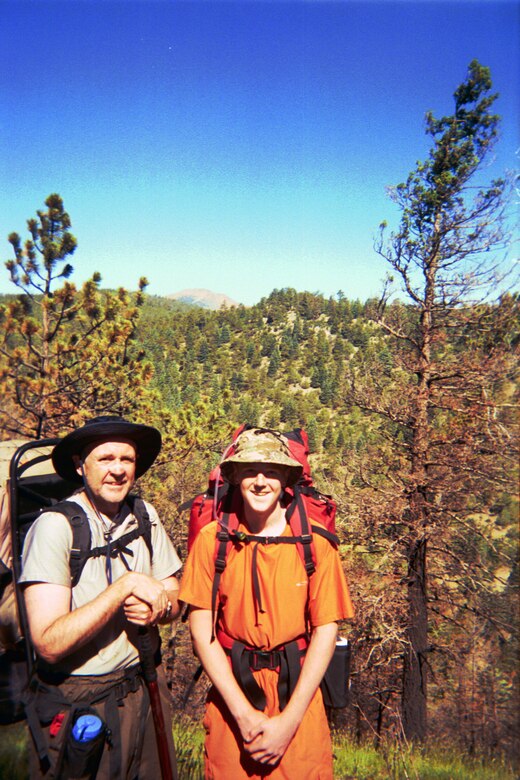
{"left": 220, "top": 456, "right": 303, "bottom": 487}
{"left": 52, "top": 421, "right": 162, "bottom": 483}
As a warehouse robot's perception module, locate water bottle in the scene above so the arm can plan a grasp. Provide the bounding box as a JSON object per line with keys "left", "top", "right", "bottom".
{"left": 58, "top": 710, "right": 106, "bottom": 779}
{"left": 72, "top": 714, "right": 104, "bottom": 743}
{"left": 321, "top": 636, "right": 351, "bottom": 709}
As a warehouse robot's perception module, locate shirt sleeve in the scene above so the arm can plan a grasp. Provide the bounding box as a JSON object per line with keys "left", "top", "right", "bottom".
{"left": 146, "top": 502, "right": 183, "bottom": 580}
{"left": 178, "top": 523, "right": 217, "bottom": 609}
{"left": 19, "top": 511, "right": 73, "bottom": 587}
{"left": 307, "top": 532, "right": 355, "bottom": 626}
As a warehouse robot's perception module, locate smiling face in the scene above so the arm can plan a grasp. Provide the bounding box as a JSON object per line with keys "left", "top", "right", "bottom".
{"left": 234, "top": 462, "right": 290, "bottom": 527}
{"left": 73, "top": 438, "right": 137, "bottom": 517}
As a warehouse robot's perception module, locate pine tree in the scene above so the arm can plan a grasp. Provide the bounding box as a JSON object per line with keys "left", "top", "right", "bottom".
{"left": 0, "top": 194, "right": 156, "bottom": 438}
{"left": 348, "top": 61, "right": 518, "bottom": 741}
{"left": 267, "top": 346, "right": 281, "bottom": 377}
{"left": 306, "top": 417, "right": 320, "bottom": 453}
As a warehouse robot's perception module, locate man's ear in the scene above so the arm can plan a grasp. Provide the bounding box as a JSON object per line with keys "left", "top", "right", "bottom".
{"left": 72, "top": 453, "right": 82, "bottom": 477}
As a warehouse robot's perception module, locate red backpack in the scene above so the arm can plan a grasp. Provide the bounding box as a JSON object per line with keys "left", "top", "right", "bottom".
{"left": 188, "top": 425, "right": 336, "bottom": 549}
{"left": 187, "top": 426, "right": 338, "bottom": 634}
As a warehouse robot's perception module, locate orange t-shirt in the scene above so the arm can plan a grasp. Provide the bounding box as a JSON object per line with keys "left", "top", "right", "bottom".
{"left": 179, "top": 519, "right": 354, "bottom": 648}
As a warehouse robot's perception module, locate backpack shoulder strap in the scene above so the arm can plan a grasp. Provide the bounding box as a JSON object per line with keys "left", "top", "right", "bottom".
{"left": 285, "top": 487, "right": 339, "bottom": 574}
{"left": 208, "top": 487, "right": 338, "bottom": 639}
{"left": 79, "top": 496, "right": 154, "bottom": 580}
{"left": 49, "top": 500, "right": 92, "bottom": 588}
{"left": 51, "top": 496, "right": 153, "bottom": 588}
{"left": 211, "top": 489, "right": 241, "bottom": 640}
{"left": 125, "top": 495, "right": 153, "bottom": 560}
{"left": 310, "top": 524, "right": 339, "bottom": 547}
{"left": 285, "top": 487, "right": 316, "bottom": 576}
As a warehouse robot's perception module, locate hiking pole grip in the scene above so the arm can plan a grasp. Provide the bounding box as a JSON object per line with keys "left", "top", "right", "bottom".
{"left": 138, "top": 627, "right": 157, "bottom": 683}
{"left": 137, "top": 627, "right": 174, "bottom": 780}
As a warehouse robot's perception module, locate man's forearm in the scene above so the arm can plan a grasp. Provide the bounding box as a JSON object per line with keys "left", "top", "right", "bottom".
{"left": 25, "top": 570, "right": 170, "bottom": 663}
{"left": 24, "top": 575, "right": 136, "bottom": 663}
{"left": 156, "top": 576, "right": 181, "bottom": 623}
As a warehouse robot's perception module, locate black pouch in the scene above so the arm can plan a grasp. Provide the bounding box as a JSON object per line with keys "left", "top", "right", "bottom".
{"left": 55, "top": 704, "right": 107, "bottom": 780}
{"left": 320, "top": 638, "right": 351, "bottom": 709}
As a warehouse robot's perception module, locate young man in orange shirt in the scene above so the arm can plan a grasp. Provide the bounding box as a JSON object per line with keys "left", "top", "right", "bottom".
{"left": 179, "top": 428, "right": 354, "bottom": 779}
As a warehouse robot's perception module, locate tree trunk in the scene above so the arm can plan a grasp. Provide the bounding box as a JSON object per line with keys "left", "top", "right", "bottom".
{"left": 402, "top": 532, "right": 428, "bottom": 740}
{"left": 401, "top": 251, "right": 434, "bottom": 741}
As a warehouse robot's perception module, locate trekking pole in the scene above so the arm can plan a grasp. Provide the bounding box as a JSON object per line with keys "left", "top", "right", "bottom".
{"left": 137, "top": 627, "right": 174, "bottom": 780}
{"left": 181, "top": 663, "right": 204, "bottom": 709}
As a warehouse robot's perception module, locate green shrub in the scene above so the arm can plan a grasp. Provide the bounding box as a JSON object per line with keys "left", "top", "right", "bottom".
{"left": 172, "top": 715, "right": 205, "bottom": 779}
{"left": 331, "top": 734, "right": 518, "bottom": 780}
{"left": 0, "top": 723, "right": 29, "bottom": 780}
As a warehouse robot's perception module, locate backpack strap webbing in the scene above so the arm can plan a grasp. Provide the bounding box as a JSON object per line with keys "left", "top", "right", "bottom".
{"left": 285, "top": 486, "right": 316, "bottom": 576}
{"left": 49, "top": 501, "right": 91, "bottom": 588}
{"left": 217, "top": 629, "right": 308, "bottom": 711}
{"left": 311, "top": 525, "right": 339, "bottom": 547}
{"left": 209, "top": 486, "right": 242, "bottom": 639}
{"left": 211, "top": 510, "right": 236, "bottom": 641}
{"left": 223, "top": 525, "right": 338, "bottom": 620}
{"left": 210, "top": 492, "right": 338, "bottom": 641}
{"left": 226, "top": 525, "right": 338, "bottom": 548}
{"left": 50, "top": 496, "right": 152, "bottom": 588}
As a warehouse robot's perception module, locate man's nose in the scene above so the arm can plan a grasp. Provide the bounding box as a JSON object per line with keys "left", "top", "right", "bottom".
{"left": 109, "top": 460, "right": 126, "bottom": 475}
{"left": 254, "top": 471, "right": 267, "bottom": 486}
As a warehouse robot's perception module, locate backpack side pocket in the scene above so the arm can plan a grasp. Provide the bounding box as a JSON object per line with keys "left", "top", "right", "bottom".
{"left": 55, "top": 704, "right": 107, "bottom": 780}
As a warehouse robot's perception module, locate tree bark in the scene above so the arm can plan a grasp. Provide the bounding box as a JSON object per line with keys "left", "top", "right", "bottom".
{"left": 402, "top": 531, "right": 428, "bottom": 741}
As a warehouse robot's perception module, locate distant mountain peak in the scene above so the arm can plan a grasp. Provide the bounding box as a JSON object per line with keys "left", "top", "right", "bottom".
{"left": 167, "top": 288, "right": 240, "bottom": 310}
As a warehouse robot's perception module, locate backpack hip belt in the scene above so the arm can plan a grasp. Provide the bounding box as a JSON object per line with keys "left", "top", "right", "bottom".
{"left": 216, "top": 628, "right": 308, "bottom": 711}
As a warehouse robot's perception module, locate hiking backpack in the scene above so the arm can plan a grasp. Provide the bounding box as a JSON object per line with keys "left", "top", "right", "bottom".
{"left": 0, "top": 438, "right": 152, "bottom": 725}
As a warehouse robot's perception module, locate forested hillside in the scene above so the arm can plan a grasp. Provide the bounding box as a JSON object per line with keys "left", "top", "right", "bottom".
{"left": 1, "top": 226, "right": 518, "bottom": 761}
{"left": 2, "top": 278, "right": 517, "bottom": 756}
{"left": 138, "top": 288, "right": 374, "bottom": 448}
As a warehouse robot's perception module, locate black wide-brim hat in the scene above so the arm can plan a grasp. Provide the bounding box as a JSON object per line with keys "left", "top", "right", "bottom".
{"left": 52, "top": 415, "right": 162, "bottom": 484}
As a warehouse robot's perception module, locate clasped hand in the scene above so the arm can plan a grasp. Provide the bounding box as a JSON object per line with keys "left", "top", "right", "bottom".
{"left": 122, "top": 572, "right": 168, "bottom": 625}
{"left": 241, "top": 712, "right": 296, "bottom": 766}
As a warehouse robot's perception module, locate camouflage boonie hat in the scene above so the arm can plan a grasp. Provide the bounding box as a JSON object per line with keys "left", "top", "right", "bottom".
{"left": 219, "top": 428, "right": 303, "bottom": 486}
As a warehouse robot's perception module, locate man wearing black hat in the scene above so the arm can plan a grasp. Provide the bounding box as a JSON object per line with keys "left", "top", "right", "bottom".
{"left": 20, "top": 416, "right": 181, "bottom": 779}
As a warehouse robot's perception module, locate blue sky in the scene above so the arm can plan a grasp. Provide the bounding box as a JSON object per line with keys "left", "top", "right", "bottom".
{"left": 1, "top": 0, "right": 518, "bottom": 306}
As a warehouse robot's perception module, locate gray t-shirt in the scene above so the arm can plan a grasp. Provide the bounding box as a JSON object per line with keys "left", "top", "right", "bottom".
{"left": 20, "top": 492, "right": 181, "bottom": 676}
